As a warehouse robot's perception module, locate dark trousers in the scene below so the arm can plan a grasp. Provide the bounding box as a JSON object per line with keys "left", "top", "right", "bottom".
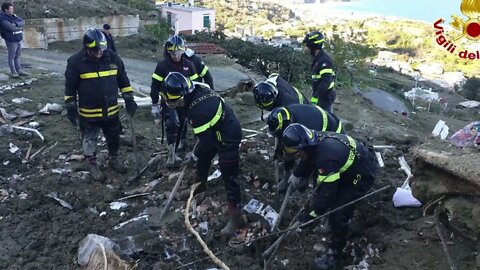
{"left": 79, "top": 117, "right": 122, "bottom": 157}
{"left": 316, "top": 90, "right": 337, "bottom": 114}
{"left": 162, "top": 103, "right": 187, "bottom": 145}
{"left": 5, "top": 41, "right": 22, "bottom": 74}
{"left": 196, "top": 141, "right": 241, "bottom": 205}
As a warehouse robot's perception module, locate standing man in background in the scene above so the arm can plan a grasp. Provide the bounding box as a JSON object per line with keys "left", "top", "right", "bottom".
{"left": 101, "top": 23, "right": 116, "bottom": 53}
{"left": 303, "top": 31, "right": 336, "bottom": 113}
{"left": 0, "top": 2, "right": 28, "bottom": 78}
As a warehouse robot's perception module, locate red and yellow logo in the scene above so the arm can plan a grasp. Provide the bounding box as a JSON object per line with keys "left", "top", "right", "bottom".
{"left": 451, "top": 0, "right": 480, "bottom": 40}
{"left": 433, "top": 0, "right": 480, "bottom": 60}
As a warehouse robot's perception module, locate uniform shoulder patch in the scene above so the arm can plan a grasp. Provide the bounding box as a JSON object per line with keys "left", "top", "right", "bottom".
{"left": 318, "top": 168, "right": 326, "bottom": 175}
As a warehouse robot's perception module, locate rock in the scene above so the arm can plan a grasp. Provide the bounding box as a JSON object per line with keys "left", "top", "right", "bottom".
{"left": 224, "top": 96, "right": 237, "bottom": 106}
{"left": 314, "top": 243, "right": 327, "bottom": 253}
{"left": 0, "top": 73, "right": 8, "bottom": 81}
{"left": 476, "top": 253, "right": 480, "bottom": 269}
{"left": 236, "top": 92, "right": 256, "bottom": 106}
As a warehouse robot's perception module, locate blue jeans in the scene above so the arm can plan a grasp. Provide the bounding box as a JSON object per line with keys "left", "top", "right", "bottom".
{"left": 5, "top": 41, "right": 22, "bottom": 74}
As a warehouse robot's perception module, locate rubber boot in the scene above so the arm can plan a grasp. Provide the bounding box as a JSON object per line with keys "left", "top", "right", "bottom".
{"left": 86, "top": 156, "right": 106, "bottom": 182}
{"left": 220, "top": 202, "right": 242, "bottom": 236}
{"left": 177, "top": 139, "right": 187, "bottom": 151}
{"left": 108, "top": 155, "right": 127, "bottom": 174}
{"left": 166, "top": 144, "right": 182, "bottom": 167}
{"left": 278, "top": 172, "right": 289, "bottom": 194}
{"left": 314, "top": 249, "right": 340, "bottom": 270}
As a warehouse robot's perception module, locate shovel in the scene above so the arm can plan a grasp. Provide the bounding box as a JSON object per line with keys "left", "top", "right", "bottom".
{"left": 158, "top": 165, "right": 187, "bottom": 221}
{"left": 127, "top": 113, "right": 140, "bottom": 174}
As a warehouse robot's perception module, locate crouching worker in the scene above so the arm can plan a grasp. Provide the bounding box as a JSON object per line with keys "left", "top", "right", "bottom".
{"left": 281, "top": 123, "right": 377, "bottom": 269}
{"left": 162, "top": 72, "right": 242, "bottom": 236}
{"left": 267, "top": 104, "right": 344, "bottom": 193}
{"left": 64, "top": 28, "right": 137, "bottom": 182}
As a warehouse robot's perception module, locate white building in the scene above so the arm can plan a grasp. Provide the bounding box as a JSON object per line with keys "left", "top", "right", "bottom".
{"left": 156, "top": 1, "right": 215, "bottom": 35}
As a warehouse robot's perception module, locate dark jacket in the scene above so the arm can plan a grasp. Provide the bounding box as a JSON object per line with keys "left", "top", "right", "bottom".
{"left": 311, "top": 50, "right": 335, "bottom": 102}
{"left": 184, "top": 85, "right": 241, "bottom": 151}
{"left": 185, "top": 50, "right": 214, "bottom": 90}
{"left": 280, "top": 104, "right": 344, "bottom": 137}
{"left": 294, "top": 132, "right": 377, "bottom": 184}
{"left": 0, "top": 12, "right": 24, "bottom": 42}
{"left": 101, "top": 30, "right": 116, "bottom": 52}
{"left": 150, "top": 55, "right": 198, "bottom": 105}
{"left": 64, "top": 49, "right": 133, "bottom": 121}
{"left": 268, "top": 74, "right": 309, "bottom": 111}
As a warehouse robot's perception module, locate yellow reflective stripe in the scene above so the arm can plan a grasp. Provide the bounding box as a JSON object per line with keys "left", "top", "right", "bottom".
{"left": 108, "top": 108, "right": 119, "bottom": 116}
{"left": 120, "top": 86, "right": 133, "bottom": 93}
{"left": 308, "top": 34, "right": 319, "bottom": 40}
{"left": 284, "top": 147, "right": 298, "bottom": 154}
{"left": 268, "top": 73, "right": 279, "bottom": 78}
{"left": 216, "top": 131, "right": 222, "bottom": 142}
{"left": 339, "top": 136, "right": 357, "bottom": 173}
{"left": 166, "top": 45, "right": 185, "bottom": 51}
{"left": 152, "top": 73, "right": 164, "bottom": 82}
{"left": 319, "top": 68, "right": 334, "bottom": 76}
{"left": 313, "top": 39, "right": 325, "bottom": 44}
{"left": 335, "top": 121, "right": 343, "bottom": 133}
{"left": 86, "top": 40, "right": 96, "bottom": 48}
{"left": 79, "top": 112, "right": 102, "bottom": 118}
{"left": 199, "top": 66, "right": 209, "bottom": 77}
{"left": 167, "top": 93, "right": 181, "bottom": 99}
{"left": 79, "top": 107, "right": 102, "bottom": 113}
{"left": 64, "top": 95, "right": 74, "bottom": 101}
{"left": 190, "top": 73, "right": 199, "bottom": 81}
{"left": 80, "top": 72, "right": 99, "bottom": 79}
{"left": 309, "top": 210, "right": 318, "bottom": 218}
{"left": 314, "top": 106, "right": 328, "bottom": 131}
{"left": 108, "top": 105, "right": 119, "bottom": 112}
{"left": 80, "top": 70, "right": 117, "bottom": 79}
{"left": 310, "top": 97, "right": 318, "bottom": 104}
{"left": 293, "top": 87, "right": 304, "bottom": 104}
{"left": 262, "top": 101, "right": 274, "bottom": 108}
{"left": 100, "top": 41, "right": 107, "bottom": 47}
{"left": 317, "top": 172, "right": 340, "bottom": 183}
{"left": 277, "top": 108, "right": 290, "bottom": 131}
{"left": 192, "top": 102, "right": 223, "bottom": 134}
{"left": 98, "top": 70, "right": 117, "bottom": 77}
{"left": 328, "top": 81, "right": 335, "bottom": 89}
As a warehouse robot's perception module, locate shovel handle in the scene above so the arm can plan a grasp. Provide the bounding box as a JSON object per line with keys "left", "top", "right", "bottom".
{"left": 158, "top": 166, "right": 187, "bottom": 221}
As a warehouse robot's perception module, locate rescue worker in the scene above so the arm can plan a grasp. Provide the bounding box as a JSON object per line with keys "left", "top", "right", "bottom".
{"left": 267, "top": 104, "right": 344, "bottom": 192}
{"left": 150, "top": 35, "right": 199, "bottom": 167}
{"left": 162, "top": 72, "right": 242, "bottom": 236}
{"left": 303, "top": 31, "right": 336, "bottom": 113}
{"left": 64, "top": 28, "right": 137, "bottom": 181}
{"left": 253, "top": 73, "right": 309, "bottom": 117}
{"left": 184, "top": 45, "right": 214, "bottom": 89}
{"left": 281, "top": 123, "right": 377, "bottom": 269}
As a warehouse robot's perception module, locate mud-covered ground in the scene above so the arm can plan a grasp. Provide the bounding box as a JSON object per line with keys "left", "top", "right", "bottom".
{"left": 0, "top": 46, "right": 479, "bottom": 270}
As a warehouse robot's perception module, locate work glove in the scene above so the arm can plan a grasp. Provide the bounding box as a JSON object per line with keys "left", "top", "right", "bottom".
{"left": 151, "top": 104, "right": 161, "bottom": 125}
{"left": 184, "top": 151, "right": 198, "bottom": 167}
{"left": 124, "top": 99, "right": 137, "bottom": 117}
{"left": 288, "top": 174, "right": 301, "bottom": 188}
{"left": 288, "top": 174, "right": 308, "bottom": 192}
{"left": 65, "top": 102, "right": 78, "bottom": 126}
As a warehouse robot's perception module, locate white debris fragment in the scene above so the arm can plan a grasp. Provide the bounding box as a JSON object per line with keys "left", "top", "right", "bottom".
{"left": 243, "top": 198, "right": 279, "bottom": 231}
{"left": 280, "top": 259, "right": 289, "bottom": 266}
{"left": 18, "top": 192, "right": 28, "bottom": 200}
{"left": 432, "top": 120, "right": 449, "bottom": 140}
{"left": 113, "top": 214, "right": 148, "bottom": 230}
{"left": 12, "top": 97, "right": 32, "bottom": 104}
{"left": 375, "top": 152, "right": 385, "bottom": 167}
{"left": 51, "top": 168, "right": 72, "bottom": 175}
{"left": 39, "top": 103, "right": 63, "bottom": 114}
{"left": 0, "top": 189, "right": 9, "bottom": 202}
{"left": 259, "top": 149, "right": 268, "bottom": 154}
{"left": 99, "top": 211, "right": 107, "bottom": 217}
{"left": 109, "top": 201, "right": 128, "bottom": 210}
{"left": 198, "top": 221, "right": 209, "bottom": 235}
{"left": 9, "top": 143, "right": 19, "bottom": 153}
{"left": 3, "top": 160, "right": 10, "bottom": 166}
{"left": 45, "top": 192, "right": 73, "bottom": 210}
{"left": 28, "top": 121, "right": 40, "bottom": 128}
{"left": 207, "top": 169, "right": 221, "bottom": 181}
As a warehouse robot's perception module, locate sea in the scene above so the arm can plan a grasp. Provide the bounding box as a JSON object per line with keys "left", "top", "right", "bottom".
{"left": 299, "top": 0, "right": 463, "bottom": 23}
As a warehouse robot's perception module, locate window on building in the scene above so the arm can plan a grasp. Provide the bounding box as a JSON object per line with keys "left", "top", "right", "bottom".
{"left": 167, "top": 12, "right": 172, "bottom": 27}
{"left": 203, "top": 15, "right": 210, "bottom": 28}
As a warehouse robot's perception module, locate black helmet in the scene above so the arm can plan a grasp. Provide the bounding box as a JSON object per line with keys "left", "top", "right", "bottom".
{"left": 165, "top": 35, "right": 186, "bottom": 52}
{"left": 163, "top": 72, "right": 192, "bottom": 101}
{"left": 253, "top": 81, "right": 278, "bottom": 110}
{"left": 282, "top": 123, "right": 318, "bottom": 150}
{"left": 303, "top": 31, "right": 325, "bottom": 50}
{"left": 83, "top": 28, "right": 107, "bottom": 51}
{"left": 267, "top": 107, "right": 291, "bottom": 136}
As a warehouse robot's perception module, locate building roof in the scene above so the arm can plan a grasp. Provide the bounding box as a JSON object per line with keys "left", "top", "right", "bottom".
{"left": 158, "top": 3, "right": 214, "bottom": 12}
